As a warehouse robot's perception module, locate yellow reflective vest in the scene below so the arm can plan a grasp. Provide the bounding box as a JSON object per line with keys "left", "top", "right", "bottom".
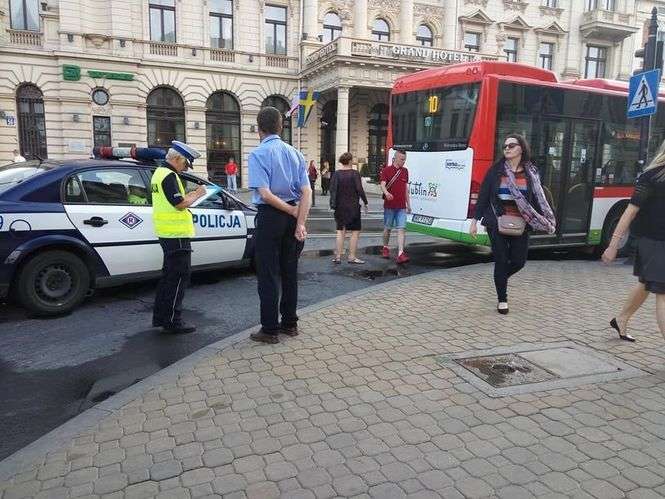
{"left": 151, "top": 167, "right": 195, "bottom": 238}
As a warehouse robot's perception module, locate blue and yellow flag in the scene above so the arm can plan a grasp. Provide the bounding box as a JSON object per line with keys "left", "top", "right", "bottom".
{"left": 297, "top": 89, "right": 320, "bottom": 128}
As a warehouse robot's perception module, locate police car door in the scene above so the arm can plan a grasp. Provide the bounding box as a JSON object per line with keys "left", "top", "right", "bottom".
{"left": 180, "top": 175, "right": 247, "bottom": 266}
{"left": 63, "top": 167, "right": 161, "bottom": 276}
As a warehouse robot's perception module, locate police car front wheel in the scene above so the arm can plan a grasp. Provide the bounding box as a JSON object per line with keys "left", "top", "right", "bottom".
{"left": 17, "top": 250, "right": 91, "bottom": 315}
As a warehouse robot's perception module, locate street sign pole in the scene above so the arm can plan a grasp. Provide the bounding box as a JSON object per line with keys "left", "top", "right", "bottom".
{"left": 636, "top": 7, "right": 661, "bottom": 166}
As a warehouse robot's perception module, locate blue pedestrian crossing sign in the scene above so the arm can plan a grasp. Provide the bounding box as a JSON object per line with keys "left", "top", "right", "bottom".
{"left": 627, "top": 69, "right": 661, "bottom": 119}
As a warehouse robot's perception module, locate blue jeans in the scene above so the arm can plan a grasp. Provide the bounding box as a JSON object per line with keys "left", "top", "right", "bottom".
{"left": 384, "top": 208, "right": 407, "bottom": 230}
{"left": 227, "top": 175, "right": 237, "bottom": 192}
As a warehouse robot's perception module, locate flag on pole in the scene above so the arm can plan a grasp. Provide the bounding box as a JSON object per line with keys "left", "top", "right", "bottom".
{"left": 297, "top": 89, "right": 320, "bottom": 128}
{"left": 285, "top": 93, "right": 300, "bottom": 118}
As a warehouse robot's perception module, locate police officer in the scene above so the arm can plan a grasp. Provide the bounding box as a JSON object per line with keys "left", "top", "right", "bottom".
{"left": 151, "top": 141, "right": 206, "bottom": 334}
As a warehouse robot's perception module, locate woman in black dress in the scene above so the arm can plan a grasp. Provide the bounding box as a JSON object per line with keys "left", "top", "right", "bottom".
{"left": 603, "top": 141, "right": 665, "bottom": 341}
{"left": 329, "top": 152, "right": 369, "bottom": 264}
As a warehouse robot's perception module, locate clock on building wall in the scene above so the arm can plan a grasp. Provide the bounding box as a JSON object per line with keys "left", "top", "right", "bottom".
{"left": 92, "top": 88, "right": 110, "bottom": 106}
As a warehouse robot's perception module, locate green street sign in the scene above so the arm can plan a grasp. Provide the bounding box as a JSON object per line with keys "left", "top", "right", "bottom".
{"left": 63, "top": 64, "right": 81, "bottom": 81}
{"left": 87, "top": 70, "right": 134, "bottom": 81}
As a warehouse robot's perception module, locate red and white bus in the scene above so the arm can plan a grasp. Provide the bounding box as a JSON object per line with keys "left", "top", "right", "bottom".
{"left": 387, "top": 61, "right": 665, "bottom": 250}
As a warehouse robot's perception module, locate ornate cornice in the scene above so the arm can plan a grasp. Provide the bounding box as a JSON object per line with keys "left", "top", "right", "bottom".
{"left": 414, "top": 2, "right": 445, "bottom": 18}
{"left": 368, "top": 0, "right": 400, "bottom": 16}
{"left": 503, "top": 0, "right": 528, "bottom": 12}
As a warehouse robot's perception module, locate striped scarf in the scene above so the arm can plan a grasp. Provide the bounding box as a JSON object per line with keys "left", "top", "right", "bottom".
{"left": 503, "top": 161, "right": 556, "bottom": 234}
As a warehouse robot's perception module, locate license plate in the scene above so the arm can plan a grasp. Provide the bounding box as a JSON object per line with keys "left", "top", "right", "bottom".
{"left": 412, "top": 214, "right": 434, "bottom": 225}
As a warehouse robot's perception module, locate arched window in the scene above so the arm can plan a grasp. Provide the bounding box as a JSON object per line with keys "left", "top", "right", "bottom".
{"left": 322, "top": 12, "right": 342, "bottom": 43}
{"left": 367, "top": 103, "right": 388, "bottom": 180}
{"left": 16, "top": 84, "right": 47, "bottom": 159}
{"left": 372, "top": 18, "right": 390, "bottom": 42}
{"left": 261, "top": 95, "right": 292, "bottom": 144}
{"left": 416, "top": 24, "right": 433, "bottom": 47}
{"left": 206, "top": 91, "right": 241, "bottom": 184}
{"left": 146, "top": 87, "right": 185, "bottom": 148}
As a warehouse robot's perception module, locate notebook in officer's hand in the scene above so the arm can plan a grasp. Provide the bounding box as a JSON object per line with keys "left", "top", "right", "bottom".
{"left": 190, "top": 185, "right": 222, "bottom": 208}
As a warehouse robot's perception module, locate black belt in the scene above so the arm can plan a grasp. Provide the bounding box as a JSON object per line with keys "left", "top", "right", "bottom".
{"left": 258, "top": 200, "right": 297, "bottom": 210}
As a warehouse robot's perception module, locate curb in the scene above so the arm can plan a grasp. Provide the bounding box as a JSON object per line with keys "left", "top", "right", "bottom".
{"left": 0, "top": 262, "right": 490, "bottom": 481}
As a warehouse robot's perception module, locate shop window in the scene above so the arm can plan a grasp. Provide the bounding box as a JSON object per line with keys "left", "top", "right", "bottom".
{"left": 146, "top": 87, "right": 185, "bottom": 148}
{"left": 262, "top": 95, "right": 292, "bottom": 144}
{"left": 206, "top": 91, "right": 241, "bottom": 185}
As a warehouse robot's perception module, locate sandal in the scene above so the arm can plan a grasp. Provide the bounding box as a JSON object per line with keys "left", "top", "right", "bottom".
{"left": 348, "top": 258, "right": 365, "bottom": 264}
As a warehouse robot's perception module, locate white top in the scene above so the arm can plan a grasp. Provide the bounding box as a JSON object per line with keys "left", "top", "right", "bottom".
{"left": 14, "top": 155, "right": 26, "bottom": 163}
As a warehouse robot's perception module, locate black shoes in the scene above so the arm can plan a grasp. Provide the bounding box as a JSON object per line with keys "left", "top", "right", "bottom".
{"left": 280, "top": 324, "right": 299, "bottom": 337}
{"left": 154, "top": 319, "right": 196, "bottom": 334}
{"left": 250, "top": 329, "right": 280, "bottom": 344}
{"left": 610, "top": 318, "right": 636, "bottom": 342}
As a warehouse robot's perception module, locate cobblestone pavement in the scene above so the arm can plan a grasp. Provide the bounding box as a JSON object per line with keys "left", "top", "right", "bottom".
{"left": 2, "top": 260, "right": 665, "bottom": 499}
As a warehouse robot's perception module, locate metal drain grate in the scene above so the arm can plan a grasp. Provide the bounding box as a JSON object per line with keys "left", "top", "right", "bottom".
{"left": 438, "top": 342, "right": 645, "bottom": 397}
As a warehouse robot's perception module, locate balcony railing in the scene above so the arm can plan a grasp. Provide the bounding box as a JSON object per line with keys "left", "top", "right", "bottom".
{"left": 149, "top": 41, "right": 178, "bottom": 56}
{"left": 265, "top": 55, "right": 290, "bottom": 68}
{"left": 7, "top": 29, "right": 43, "bottom": 47}
{"left": 210, "top": 48, "right": 235, "bottom": 63}
{"left": 580, "top": 9, "right": 637, "bottom": 41}
{"left": 582, "top": 8, "right": 632, "bottom": 25}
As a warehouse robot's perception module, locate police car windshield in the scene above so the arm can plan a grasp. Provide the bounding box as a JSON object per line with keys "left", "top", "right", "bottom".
{"left": 0, "top": 161, "right": 50, "bottom": 193}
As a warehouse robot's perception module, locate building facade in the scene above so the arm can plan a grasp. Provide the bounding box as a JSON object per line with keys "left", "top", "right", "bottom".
{"left": 0, "top": 0, "right": 663, "bottom": 184}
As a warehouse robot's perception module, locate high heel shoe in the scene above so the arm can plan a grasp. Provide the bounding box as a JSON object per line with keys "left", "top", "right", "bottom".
{"left": 610, "top": 318, "right": 636, "bottom": 342}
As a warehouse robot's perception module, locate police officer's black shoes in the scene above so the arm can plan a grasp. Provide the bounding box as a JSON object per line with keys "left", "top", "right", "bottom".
{"left": 162, "top": 322, "right": 196, "bottom": 334}
{"left": 250, "top": 329, "right": 279, "bottom": 344}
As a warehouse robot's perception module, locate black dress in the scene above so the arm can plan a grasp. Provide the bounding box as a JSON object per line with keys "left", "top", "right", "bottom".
{"left": 329, "top": 169, "right": 368, "bottom": 231}
{"left": 630, "top": 165, "right": 665, "bottom": 294}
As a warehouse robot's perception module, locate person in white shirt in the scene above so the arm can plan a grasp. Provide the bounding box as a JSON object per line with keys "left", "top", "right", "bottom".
{"left": 13, "top": 149, "right": 26, "bottom": 163}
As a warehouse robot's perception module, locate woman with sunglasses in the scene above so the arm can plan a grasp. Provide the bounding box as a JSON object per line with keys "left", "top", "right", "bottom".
{"left": 470, "top": 134, "right": 556, "bottom": 314}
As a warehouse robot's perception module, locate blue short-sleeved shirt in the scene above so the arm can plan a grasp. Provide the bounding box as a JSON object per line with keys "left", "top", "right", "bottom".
{"left": 248, "top": 134, "right": 310, "bottom": 205}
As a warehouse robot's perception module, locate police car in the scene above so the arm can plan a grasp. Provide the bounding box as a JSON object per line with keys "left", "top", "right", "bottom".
{"left": 0, "top": 147, "right": 256, "bottom": 316}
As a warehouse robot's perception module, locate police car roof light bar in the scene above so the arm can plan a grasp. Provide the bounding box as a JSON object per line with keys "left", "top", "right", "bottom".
{"left": 93, "top": 146, "right": 166, "bottom": 162}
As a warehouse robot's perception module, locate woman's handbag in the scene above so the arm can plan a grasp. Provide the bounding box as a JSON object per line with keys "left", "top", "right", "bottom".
{"left": 492, "top": 205, "right": 526, "bottom": 236}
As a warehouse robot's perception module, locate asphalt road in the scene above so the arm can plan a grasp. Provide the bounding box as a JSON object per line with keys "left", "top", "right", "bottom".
{"left": 0, "top": 238, "right": 494, "bottom": 461}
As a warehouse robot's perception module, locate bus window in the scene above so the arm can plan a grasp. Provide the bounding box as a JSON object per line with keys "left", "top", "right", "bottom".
{"left": 391, "top": 83, "right": 480, "bottom": 151}
{"left": 599, "top": 122, "right": 639, "bottom": 186}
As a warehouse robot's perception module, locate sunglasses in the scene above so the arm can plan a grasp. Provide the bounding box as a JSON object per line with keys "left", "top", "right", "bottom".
{"left": 503, "top": 142, "right": 520, "bottom": 150}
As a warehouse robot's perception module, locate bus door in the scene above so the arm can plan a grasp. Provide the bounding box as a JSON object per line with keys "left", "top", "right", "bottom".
{"left": 537, "top": 117, "right": 599, "bottom": 243}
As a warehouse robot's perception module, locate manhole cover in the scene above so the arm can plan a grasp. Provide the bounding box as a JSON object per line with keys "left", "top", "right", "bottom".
{"left": 457, "top": 353, "right": 556, "bottom": 387}
{"left": 438, "top": 341, "right": 646, "bottom": 397}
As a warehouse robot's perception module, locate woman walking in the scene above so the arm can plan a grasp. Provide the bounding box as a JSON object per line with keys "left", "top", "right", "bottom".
{"left": 470, "top": 134, "right": 556, "bottom": 314}
{"left": 321, "top": 161, "right": 331, "bottom": 195}
{"left": 602, "top": 142, "right": 665, "bottom": 342}
{"left": 308, "top": 160, "right": 318, "bottom": 207}
{"left": 329, "top": 152, "right": 369, "bottom": 264}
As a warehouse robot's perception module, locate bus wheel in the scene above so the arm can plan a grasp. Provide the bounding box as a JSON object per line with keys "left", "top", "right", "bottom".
{"left": 16, "top": 250, "right": 91, "bottom": 316}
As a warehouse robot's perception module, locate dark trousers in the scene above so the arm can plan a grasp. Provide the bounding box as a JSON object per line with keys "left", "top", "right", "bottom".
{"left": 488, "top": 227, "right": 529, "bottom": 302}
{"left": 309, "top": 180, "right": 316, "bottom": 206}
{"left": 322, "top": 177, "right": 329, "bottom": 195}
{"left": 255, "top": 205, "right": 303, "bottom": 334}
{"left": 153, "top": 238, "right": 192, "bottom": 327}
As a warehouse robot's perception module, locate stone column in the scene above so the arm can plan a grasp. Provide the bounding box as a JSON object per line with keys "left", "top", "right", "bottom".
{"left": 354, "top": 0, "right": 368, "bottom": 39}
{"left": 335, "top": 87, "right": 350, "bottom": 162}
{"left": 304, "top": 0, "right": 319, "bottom": 41}
{"left": 400, "top": 0, "right": 414, "bottom": 44}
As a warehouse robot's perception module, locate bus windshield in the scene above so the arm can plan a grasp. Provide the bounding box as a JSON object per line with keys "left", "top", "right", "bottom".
{"left": 391, "top": 83, "right": 480, "bottom": 152}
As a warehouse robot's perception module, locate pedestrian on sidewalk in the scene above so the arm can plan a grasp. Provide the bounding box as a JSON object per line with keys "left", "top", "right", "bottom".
{"left": 225, "top": 156, "right": 238, "bottom": 192}
{"left": 470, "top": 134, "right": 555, "bottom": 315}
{"left": 321, "top": 160, "right": 331, "bottom": 195}
{"left": 308, "top": 160, "right": 318, "bottom": 206}
{"left": 248, "top": 106, "right": 312, "bottom": 344}
{"left": 380, "top": 149, "right": 411, "bottom": 264}
{"left": 330, "top": 152, "right": 369, "bottom": 264}
{"left": 603, "top": 142, "right": 665, "bottom": 341}
{"left": 151, "top": 141, "right": 207, "bottom": 334}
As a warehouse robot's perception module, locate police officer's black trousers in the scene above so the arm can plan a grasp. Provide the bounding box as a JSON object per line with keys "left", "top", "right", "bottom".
{"left": 255, "top": 205, "right": 304, "bottom": 335}
{"left": 153, "top": 238, "right": 192, "bottom": 327}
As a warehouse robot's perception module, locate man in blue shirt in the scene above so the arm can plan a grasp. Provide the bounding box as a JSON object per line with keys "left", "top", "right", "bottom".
{"left": 248, "top": 106, "right": 312, "bottom": 343}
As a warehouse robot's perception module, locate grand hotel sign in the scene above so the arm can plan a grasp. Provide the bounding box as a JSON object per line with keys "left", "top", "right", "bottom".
{"left": 305, "top": 38, "right": 496, "bottom": 67}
